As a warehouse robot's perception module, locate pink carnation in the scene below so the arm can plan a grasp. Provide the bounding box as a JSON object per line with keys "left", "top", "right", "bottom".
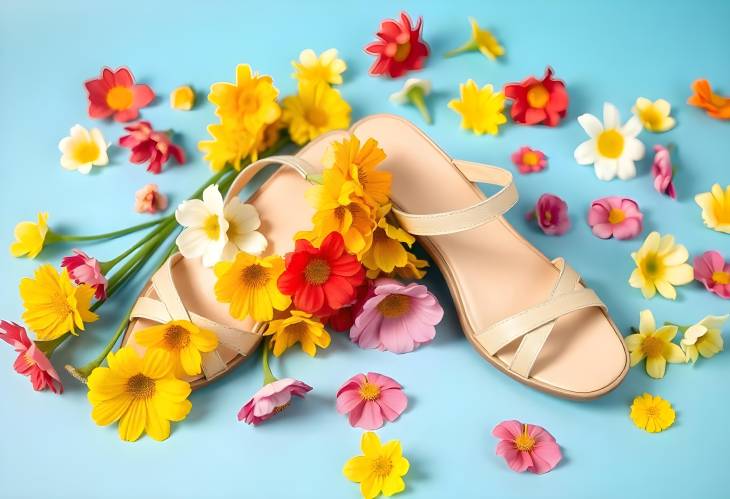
{"left": 511, "top": 146, "right": 547, "bottom": 174}
{"left": 651, "top": 145, "right": 676, "bottom": 199}
{"left": 237, "top": 378, "right": 312, "bottom": 425}
{"left": 336, "top": 372, "right": 408, "bottom": 430}
{"left": 492, "top": 420, "right": 562, "bottom": 474}
{"left": 134, "top": 183, "right": 168, "bottom": 214}
{"left": 119, "top": 121, "right": 185, "bottom": 174}
{"left": 587, "top": 196, "right": 643, "bottom": 240}
{"left": 527, "top": 193, "right": 570, "bottom": 235}
{"left": 0, "top": 321, "right": 63, "bottom": 394}
{"left": 694, "top": 250, "right": 730, "bottom": 299}
{"left": 61, "top": 249, "right": 107, "bottom": 300}
{"left": 350, "top": 278, "right": 444, "bottom": 354}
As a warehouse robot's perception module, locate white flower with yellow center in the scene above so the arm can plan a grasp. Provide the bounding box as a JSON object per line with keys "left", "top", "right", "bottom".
{"left": 58, "top": 124, "right": 109, "bottom": 174}
{"left": 574, "top": 103, "right": 645, "bottom": 181}
{"left": 680, "top": 314, "right": 727, "bottom": 364}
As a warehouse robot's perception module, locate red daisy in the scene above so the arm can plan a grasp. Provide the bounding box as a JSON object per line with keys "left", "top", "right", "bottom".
{"left": 504, "top": 67, "right": 569, "bottom": 127}
{"left": 119, "top": 121, "right": 185, "bottom": 174}
{"left": 278, "top": 232, "right": 365, "bottom": 317}
{"left": 84, "top": 67, "right": 155, "bottom": 122}
{"left": 364, "top": 12, "right": 429, "bottom": 78}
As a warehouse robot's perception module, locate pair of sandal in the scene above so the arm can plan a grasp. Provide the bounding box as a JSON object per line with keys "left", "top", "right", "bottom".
{"left": 122, "top": 114, "right": 629, "bottom": 399}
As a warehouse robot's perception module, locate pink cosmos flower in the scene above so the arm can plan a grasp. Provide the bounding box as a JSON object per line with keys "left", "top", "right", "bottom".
{"left": 134, "top": 183, "right": 168, "bottom": 214}
{"left": 694, "top": 250, "right": 730, "bottom": 299}
{"left": 336, "top": 372, "right": 408, "bottom": 430}
{"left": 492, "top": 420, "right": 562, "bottom": 474}
{"left": 527, "top": 194, "right": 570, "bottom": 235}
{"left": 587, "top": 196, "right": 643, "bottom": 240}
{"left": 61, "top": 249, "right": 107, "bottom": 300}
{"left": 511, "top": 146, "right": 547, "bottom": 174}
{"left": 119, "top": 121, "right": 185, "bottom": 174}
{"left": 651, "top": 145, "right": 676, "bottom": 199}
{"left": 350, "top": 278, "right": 444, "bottom": 354}
{"left": 237, "top": 378, "right": 312, "bottom": 425}
{"left": 0, "top": 321, "right": 63, "bottom": 394}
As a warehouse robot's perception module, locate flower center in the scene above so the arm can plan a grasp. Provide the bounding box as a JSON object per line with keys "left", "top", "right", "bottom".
{"left": 305, "top": 107, "right": 328, "bottom": 127}
{"left": 372, "top": 456, "right": 393, "bottom": 477}
{"left": 203, "top": 214, "right": 221, "bottom": 240}
{"left": 273, "top": 402, "right": 290, "bottom": 414}
{"left": 522, "top": 151, "right": 539, "bottom": 166}
{"left": 241, "top": 264, "right": 270, "bottom": 289}
{"left": 514, "top": 425, "right": 535, "bottom": 452}
{"left": 639, "top": 106, "right": 663, "bottom": 129}
{"left": 126, "top": 373, "right": 156, "bottom": 399}
{"left": 641, "top": 254, "right": 663, "bottom": 278}
{"left": 645, "top": 405, "right": 660, "bottom": 418}
{"left": 526, "top": 84, "right": 549, "bottom": 108}
{"left": 24, "top": 352, "right": 36, "bottom": 368}
{"left": 359, "top": 381, "right": 381, "bottom": 401}
{"left": 377, "top": 294, "right": 411, "bottom": 318}
{"left": 596, "top": 129, "right": 625, "bottom": 159}
{"left": 394, "top": 41, "right": 411, "bottom": 62}
{"left": 641, "top": 336, "right": 664, "bottom": 357}
{"left": 284, "top": 320, "right": 309, "bottom": 338}
{"left": 72, "top": 141, "right": 101, "bottom": 164}
{"left": 106, "top": 86, "right": 134, "bottom": 110}
{"left": 333, "top": 206, "right": 347, "bottom": 222}
{"left": 304, "top": 258, "right": 331, "bottom": 285}
{"left": 608, "top": 208, "right": 626, "bottom": 224}
{"left": 543, "top": 211, "right": 553, "bottom": 223}
{"left": 712, "top": 271, "right": 730, "bottom": 285}
{"left": 164, "top": 324, "right": 191, "bottom": 350}
{"left": 238, "top": 93, "right": 260, "bottom": 114}
{"left": 50, "top": 291, "right": 73, "bottom": 318}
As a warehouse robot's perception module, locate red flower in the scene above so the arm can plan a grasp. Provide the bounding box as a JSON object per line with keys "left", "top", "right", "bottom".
{"left": 278, "top": 232, "right": 365, "bottom": 317}
{"left": 364, "top": 12, "right": 429, "bottom": 78}
{"left": 84, "top": 67, "right": 155, "bottom": 122}
{"left": 119, "top": 121, "right": 185, "bottom": 174}
{"left": 504, "top": 67, "right": 568, "bottom": 127}
{"left": 322, "top": 279, "right": 374, "bottom": 332}
{"left": 0, "top": 321, "right": 63, "bottom": 394}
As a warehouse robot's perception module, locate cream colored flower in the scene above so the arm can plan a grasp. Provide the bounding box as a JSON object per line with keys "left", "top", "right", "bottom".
{"left": 292, "top": 48, "right": 346, "bottom": 85}
{"left": 632, "top": 97, "right": 675, "bottom": 132}
{"left": 681, "top": 315, "right": 727, "bottom": 363}
{"left": 629, "top": 231, "right": 694, "bottom": 300}
{"left": 695, "top": 183, "right": 730, "bottom": 234}
{"left": 390, "top": 78, "right": 432, "bottom": 124}
{"left": 58, "top": 125, "right": 109, "bottom": 174}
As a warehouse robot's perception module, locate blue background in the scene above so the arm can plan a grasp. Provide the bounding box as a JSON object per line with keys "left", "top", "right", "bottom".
{"left": 1, "top": 1, "right": 729, "bottom": 498}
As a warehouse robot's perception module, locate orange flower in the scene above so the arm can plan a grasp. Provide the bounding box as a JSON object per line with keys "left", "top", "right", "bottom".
{"left": 687, "top": 79, "right": 730, "bottom": 120}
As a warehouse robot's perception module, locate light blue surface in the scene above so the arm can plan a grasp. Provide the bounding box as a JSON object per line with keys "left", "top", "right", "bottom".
{"left": 1, "top": 1, "right": 729, "bottom": 498}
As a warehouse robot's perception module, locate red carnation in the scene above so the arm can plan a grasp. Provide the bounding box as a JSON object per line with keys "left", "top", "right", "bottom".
{"left": 277, "top": 232, "right": 365, "bottom": 317}
{"left": 504, "top": 67, "right": 569, "bottom": 127}
{"left": 364, "top": 12, "right": 429, "bottom": 78}
{"left": 119, "top": 121, "right": 185, "bottom": 174}
{"left": 84, "top": 67, "right": 155, "bottom": 122}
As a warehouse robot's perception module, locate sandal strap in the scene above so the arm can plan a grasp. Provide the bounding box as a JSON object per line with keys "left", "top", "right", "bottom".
{"left": 223, "top": 155, "right": 316, "bottom": 204}
{"left": 392, "top": 159, "right": 518, "bottom": 236}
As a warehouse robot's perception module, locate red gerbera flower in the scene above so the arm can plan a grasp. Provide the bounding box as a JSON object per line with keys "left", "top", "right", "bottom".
{"left": 322, "top": 279, "right": 374, "bottom": 332}
{"left": 84, "top": 67, "right": 155, "bottom": 122}
{"left": 364, "top": 12, "right": 429, "bottom": 78}
{"left": 504, "top": 67, "right": 569, "bottom": 127}
{"left": 119, "top": 121, "right": 185, "bottom": 174}
{"left": 278, "top": 232, "right": 365, "bottom": 317}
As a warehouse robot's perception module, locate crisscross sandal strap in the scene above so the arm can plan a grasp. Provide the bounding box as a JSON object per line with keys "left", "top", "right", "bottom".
{"left": 392, "top": 159, "right": 518, "bottom": 236}
{"left": 223, "top": 155, "right": 317, "bottom": 204}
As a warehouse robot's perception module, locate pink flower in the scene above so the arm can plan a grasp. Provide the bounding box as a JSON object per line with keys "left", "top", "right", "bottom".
{"left": 694, "top": 250, "right": 730, "bottom": 299}
{"left": 119, "top": 121, "right": 185, "bottom": 174}
{"left": 651, "top": 145, "right": 676, "bottom": 199}
{"left": 350, "top": 278, "right": 444, "bottom": 354}
{"left": 587, "top": 196, "right": 643, "bottom": 240}
{"left": 61, "top": 249, "right": 107, "bottom": 300}
{"left": 336, "top": 372, "right": 408, "bottom": 430}
{"left": 134, "top": 183, "right": 168, "bottom": 214}
{"left": 492, "top": 420, "right": 562, "bottom": 474}
{"left": 527, "top": 194, "right": 570, "bottom": 235}
{"left": 511, "top": 146, "right": 547, "bottom": 174}
{"left": 237, "top": 378, "right": 312, "bottom": 425}
{"left": 0, "top": 321, "right": 63, "bottom": 394}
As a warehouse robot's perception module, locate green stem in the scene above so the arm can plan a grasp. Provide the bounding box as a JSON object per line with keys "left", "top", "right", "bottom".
{"left": 408, "top": 87, "right": 432, "bottom": 124}
{"left": 444, "top": 40, "right": 477, "bottom": 58}
{"left": 261, "top": 342, "right": 278, "bottom": 385}
{"left": 99, "top": 218, "right": 173, "bottom": 274}
{"left": 107, "top": 219, "right": 177, "bottom": 289}
{"left": 46, "top": 218, "right": 166, "bottom": 244}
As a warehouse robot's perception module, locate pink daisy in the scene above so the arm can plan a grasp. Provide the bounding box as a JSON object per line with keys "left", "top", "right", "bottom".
{"left": 587, "top": 196, "right": 643, "bottom": 240}
{"left": 694, "top": 250, "right": 730, "bottom": 299}
{"left": 0, "top": 321, "right": 63, "bottom": 394}
{"left": 237, "top": 378, "right": 312, "bottom": 425}
{"left": 511, "top": 146, "right": 547, "bottom": 174}
{"left": 336, "top": 372, "right": 408, "bottom": 430}
{"left": 61, "top": 249, "right": 107, "bottom": 300}
{"left": 527, "top": 193, "right": 571, "bottom": 235}
{"left": 492, "top": 420, "right": 562, "bottom": 474}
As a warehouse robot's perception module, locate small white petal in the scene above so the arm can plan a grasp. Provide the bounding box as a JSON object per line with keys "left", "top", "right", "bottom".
{"left": 234, "top": 231, "right": 268, "bottom": 255}
{"left": 77, "top": 163, "right": 93, "bottom": 174}
{"left": 202, "top": 184, "right": 224, "bottom": 214}
{"left": 577, "top": 113, "right": 603, "bottom": 137}
{"left": 594, "top": 159, "right": 618, "bottom": 181}
{"left": 625, "top": 138, "right": 645, "bottom": 160}
{"left": 574, "top": 139, "right": 597, "bottom": 164}
{"left": 616, "top": 158, "right": 637, "bottom": 180}
{"left": 622, "top": 116, "right": 643, "bottom": 137}
{"left": 175, "top": 199, "right": 210, "bottom": 227}
{"left": 603, "top": 102, "right": 620, "bottom": 129}
{"left": 176, "top": 228, "right": 209, "bottom": 259}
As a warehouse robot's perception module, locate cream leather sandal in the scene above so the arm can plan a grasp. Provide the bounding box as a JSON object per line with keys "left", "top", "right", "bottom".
{"left": 303, "top": 114, "right": 630, "bottom": 400}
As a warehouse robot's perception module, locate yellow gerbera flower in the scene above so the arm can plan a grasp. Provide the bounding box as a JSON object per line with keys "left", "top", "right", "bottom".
{"left": 214, "top": 252, "right": 291, "bottom": 322}
{"left": 264, "top": 310, "right": 330, "bottom": 357}
{"left": 20, "top": 264, "right": 98, "bottom": 341}
{"left": 292, "top": 48, "right": 347, "bottom": 86}
{"left": 695, "top": 183, "right": 730, "bottom": 234}
{"left": 135, "top": 319, "right": 219, "bottom": 376}
{"left": 628, "top": 231, "right": 694, "bottom": 300}
{"left": 283, "top": 81, "right": 351, "bottom": 145}
{"left": 198, "top": 118, "right": 257, "bottom": 172}
{"left": 360, "top": 211, "right": 415, "bottom": 276}
{"left": 208, "top": 64, "right": 281, "bottom": 128}
{"left": 680, "top": 314, "right": 727, "bottom": 364}
{"left": 631, "top": 97, "right": 676, "bottom": 132}
{"left": 343, "top": 432, "right": 409, "bottom": 499}
{"left": 630, "top": 393, "right": 675, "bottom": 433}
{"left": 324, "top": 136, "right": 392, "bottom": 208}
{"left": 10, "top": 212, "right": 50, "bottom": 258}
{"left": 626, "top": 309, "right": 685, "bottom": 379}
{"left": 448, "top": 80, "right": 507, "bottom": 135}
{"left": 87, "top": 347, "right": 192, "bottom": 442}
{"left": 445, "top": 17, "right": 505, "bottom": 60}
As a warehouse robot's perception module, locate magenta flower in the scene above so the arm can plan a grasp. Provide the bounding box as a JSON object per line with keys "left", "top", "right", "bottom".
{"left": 527, "top": 193, "right": 570, "bottom": 235}
{"left": 61, "top": 249, "right": 107, "bottom": 300}
{"left": 119, "top": 121, "right": 185, "bottom": 174}
{"left": 492, "top": 420, "right": 562, "bottom": 474}
{"left": 511, "top": 146, "right": 547, "bottom": 174}
{"left": 350, "top": 278, "right": 444, "bottom": 354}
{"left": 694, "top": 250, "right": 730, "bottom": 299}
{"left": 336, "top": 372, "right": 408, "bottom": 430}
{"left": 237, "top": 378, "right": 312, "bottom": 425}
{"left": 587, "top": 196, "right": 643, "bottom": 240}
{"left": 651, "top": 145, "right": 676, "bottom": 199}
{"left": 134, "top": 183, "right": 168, "bottom": 214}
{"left": 0, "top": 321, "right": 63, "bottom": 394}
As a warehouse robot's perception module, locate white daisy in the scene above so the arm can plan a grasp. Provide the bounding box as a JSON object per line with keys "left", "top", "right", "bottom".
{"left": 175, "top": 185, "right": 230, "bottom": 267}
{"left": 573, "top": 102, "right": 645, "bottom": 181}
{"left": 58, "top": 124, "right": 109, "bottom": 174}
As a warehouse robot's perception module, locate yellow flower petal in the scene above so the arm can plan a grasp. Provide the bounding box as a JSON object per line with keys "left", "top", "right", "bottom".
{"left": 170, "top": 85, "right": 195, "bottom": 111}
{"left": 695, "top": 184, "right": 730, "bottom": 234}
{"left": 646, "top": 355, "right": 667, "bottom": 378}
{"left": 118, "top": 399, "right": 146, "bottom": 442}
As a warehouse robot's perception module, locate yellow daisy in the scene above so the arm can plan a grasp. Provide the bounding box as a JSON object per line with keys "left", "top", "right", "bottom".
{"left": 214, "top": 252, "right": 291, "bottom": 322}
{"left": 680, "top": 314, "right": 727, "bottom": 364}
{"left": 20, "top": 264, "right": 98, "bottom": 341}
{"left": 135, "top": 320, "right": 219, "bottom": 377}
{"left": 87, "top": 347, "right": 192, "bottom": 442}
{"left": 448, "top": 80, "right": 507, "bottom": 135}
{"left": 695, "top": 183, "right": 730, "bottom": 234}
{"left": 254, "top": 119, "right": 286, "bottom": 156}
{"left": 10, "top": 212, "right": 50, "bottom": 258}
{"left": 343, "top": 432, "right": 410, "bottom": 499}
{"left": 630, "top": 393, "right": 675, "bottom": 433}
{"left": 631, "top": 97, "right": 676, "bottom": 132}
{"left": 292, "top": 48, "right": 347, "bottom": 86}
{"left": 283, "top": 81, "right": 351, "bottom": 145}
{"left": 198, "top": 118, "right": 257, "bottom": 172}
{"left": 625, "top": 309, "right": 685, "bottom": 378}
{"left": 445, "top": 17, "right": 505, "bottom": 60}
{"left": 628, "top": 231, "right": 694, "bottom": 300}
{"left": 264, "top": 310, "right": 331, "bottom": 357}
{"left": 360, "top": 210, "right": 415, "bottom": 276}
{"left": 208, "top": 64, "right": 281, "bottom": 128}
